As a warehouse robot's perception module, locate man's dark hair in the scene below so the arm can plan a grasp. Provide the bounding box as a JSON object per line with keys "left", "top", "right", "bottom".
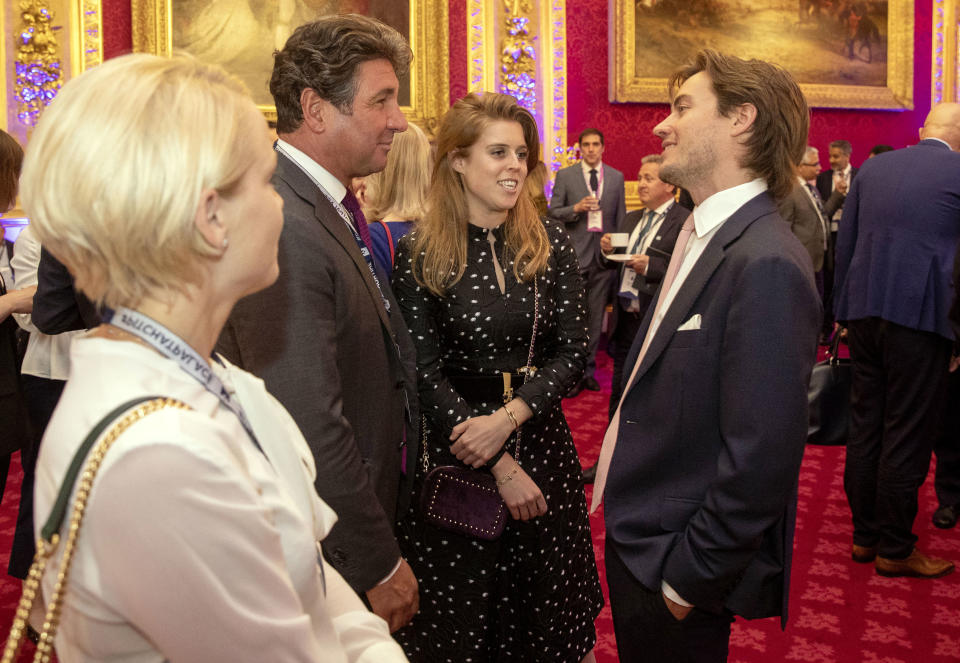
{"left": 869, "top": 144, "right": 894, "bottom": 156}
{"left": 578, "top": 128, "right": 604, "bottom": 146}
{"left": 670, "top": 50, "right": 809, "bottom": 200}
{"left": 829, "top": 139, "right": 853, "bottom": 155}
{"left": 270, "top": 14, "right": 413, "bottom": 134}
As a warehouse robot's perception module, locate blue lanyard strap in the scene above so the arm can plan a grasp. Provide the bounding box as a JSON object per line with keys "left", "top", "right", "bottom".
{"left": 103, "top": 307, "right": 267, "bottom": 459}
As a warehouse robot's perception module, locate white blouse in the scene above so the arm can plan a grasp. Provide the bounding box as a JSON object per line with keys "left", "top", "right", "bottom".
{"left": 34, "top": 335, "right": 407, "bottom": 663}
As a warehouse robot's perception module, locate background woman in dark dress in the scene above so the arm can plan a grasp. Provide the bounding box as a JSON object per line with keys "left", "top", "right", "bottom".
{"left": 392, "top": 92, "right": 602, "bottom": 662}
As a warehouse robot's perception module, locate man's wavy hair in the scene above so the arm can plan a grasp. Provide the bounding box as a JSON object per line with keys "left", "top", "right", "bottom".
{"left": 270, "top": 14, "right": 413, "bottom": 134}
{"left": 670, "top": 50, "right": 809, "bottom": 200}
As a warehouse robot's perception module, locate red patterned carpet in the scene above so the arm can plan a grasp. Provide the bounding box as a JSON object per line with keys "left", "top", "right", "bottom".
{"left": 0, "top": 351, "right": 958, "bottom": 662}
{"left": 564, "top": 351, "right": 960, "bottom": 663}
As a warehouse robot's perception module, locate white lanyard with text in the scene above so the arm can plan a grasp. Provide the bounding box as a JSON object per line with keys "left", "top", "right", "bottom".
{"left": 103, "top": 307, "right": 267, "bottom": 460}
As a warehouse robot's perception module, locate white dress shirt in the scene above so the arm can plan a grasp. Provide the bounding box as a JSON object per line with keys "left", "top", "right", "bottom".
{"left": 12, "top": 225, "right": 80, "bottom": 380}
{"left": 36, "top": 336, "right": 407, "bottom": 663}
{"left": 618, "top": 199, "right": 674, "bottom": 311}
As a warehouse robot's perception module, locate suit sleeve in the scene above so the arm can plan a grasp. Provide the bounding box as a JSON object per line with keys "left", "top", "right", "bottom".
{"left": 661, "top": 252, "right": 820, "bottom": 609}
{"left": 32, "top": 247, "right": 99, "bottom": 334}
{"left": 822, "top": 190, "right": 845, "bottom": 220}
{"left": 217, "top": 223, "right": 401, "bottom": 594}
{"left": 548, "top": 170, "right": 581, "bottom": 225}
{"left": 778, "top": 186, "right": 824, "bottom": 271}
{"left": 832, "top": 175, "right": 862, "bottom": 320}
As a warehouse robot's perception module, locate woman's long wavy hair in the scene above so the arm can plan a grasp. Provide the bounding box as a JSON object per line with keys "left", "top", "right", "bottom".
{"left": 410, "top": 92, "right": 549, "bottom": 296}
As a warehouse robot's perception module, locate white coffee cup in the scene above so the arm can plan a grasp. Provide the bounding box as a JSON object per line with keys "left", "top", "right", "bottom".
{"left": 609, "top": 233, "right": 630, "bottom": 248}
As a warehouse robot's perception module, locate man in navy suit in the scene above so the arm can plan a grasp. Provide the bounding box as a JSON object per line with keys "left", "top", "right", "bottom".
{"left": 816, "top": 139, "right": 857, "bottom": 340}
{"left": 834, "top": 102, "right": 960, "bottom": 579}
{"left": 591, "top": 50, "right": 820, "bottom": 662}
{"left": 549, "top": 129, "right": 626, "bottom": 394}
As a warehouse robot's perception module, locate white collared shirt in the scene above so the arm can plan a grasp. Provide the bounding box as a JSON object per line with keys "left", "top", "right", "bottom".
{"left": 645, "top": 179, "right": 768, "bottom": 346}
{"left": 580, "top": 160, "right": 604, "bottom": 198}
{"left": 617, "top": 199, "right": 675, "bottom": 312}
{"left": 276, "top": 139, "right": 348, "bottom": 209}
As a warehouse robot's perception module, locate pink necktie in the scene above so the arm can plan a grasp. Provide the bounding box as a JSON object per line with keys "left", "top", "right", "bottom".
{"left": 591, "top": 217, "right": 696, "bottom": 512}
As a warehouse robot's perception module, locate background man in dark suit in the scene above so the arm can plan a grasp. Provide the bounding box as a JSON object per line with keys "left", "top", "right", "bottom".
{"left": 816, "top": 139, "right": 857, "bottom": 340}
{"left": 591, "top": 50, "right": 820, "bottom": 661}
{"left": 549, "top": 128, "right": 626, "bottom": 395}
{"left": 834, "top": 102, "right": 960, "bottom": 579}
{"left": 599, "top": 154, "right": 688, "bottom": 421}
{"left": 216, "top": 15, "right": 420, "bottom": 632}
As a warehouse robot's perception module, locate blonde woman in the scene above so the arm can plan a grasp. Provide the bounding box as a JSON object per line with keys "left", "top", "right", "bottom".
{"left": 20, "top": 53, "right": 407, "bottom": 662}
{"left": 362, "top": 121, "right": 432, "bottom": 277}
{"left": 392, "top": 92, "right": 602, "bottom": 662}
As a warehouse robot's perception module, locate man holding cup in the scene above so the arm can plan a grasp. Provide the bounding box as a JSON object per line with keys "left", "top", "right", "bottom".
{"left": 600, "top": 154, "right": 689, "bottom": 421}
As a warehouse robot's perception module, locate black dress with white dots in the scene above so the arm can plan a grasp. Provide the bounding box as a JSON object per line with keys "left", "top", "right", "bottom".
{"left": 391, "top": 219, "right": 603, "bottom": 662}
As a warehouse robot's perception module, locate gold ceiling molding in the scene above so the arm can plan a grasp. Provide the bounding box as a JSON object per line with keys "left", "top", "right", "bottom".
{"left": 131, "top": 0, "right": 448, "bottom": 135}
{"left": 611, "top": 0, "right": 914, "bottom": 110}
{"left": 933, "top": 0, "right": 959, "bottom": 104}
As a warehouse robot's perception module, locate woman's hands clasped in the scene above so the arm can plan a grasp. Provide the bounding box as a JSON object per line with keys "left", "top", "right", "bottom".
{"left": 449, "top": 409, "right": 515, "bottom": 467}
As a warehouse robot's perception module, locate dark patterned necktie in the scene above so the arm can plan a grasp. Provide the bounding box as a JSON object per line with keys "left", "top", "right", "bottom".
{"left": 341, "top": 189, "right": 373, "bottom": 253}
{"left": 589, "top": 168, "right": 598, "bottom": 194}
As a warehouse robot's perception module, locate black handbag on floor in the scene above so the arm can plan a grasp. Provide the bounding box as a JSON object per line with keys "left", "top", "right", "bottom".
{"left": 807, "top": 333, "right": 851, "bottom": 446}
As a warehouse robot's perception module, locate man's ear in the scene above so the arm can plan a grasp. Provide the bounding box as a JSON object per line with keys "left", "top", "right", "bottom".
{"left": 194, "top": 189, "right": 227, "bottom": 252}
{"left": 300, "top": 88, "right": 328, "bottom": 134}
{"left": 729, "top": 103, "right": 758, "bottom": 138}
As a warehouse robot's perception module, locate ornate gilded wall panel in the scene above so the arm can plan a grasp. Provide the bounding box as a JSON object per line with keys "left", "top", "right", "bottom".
{"left": 933, "top": 0, "right": 959, "bottom": 104}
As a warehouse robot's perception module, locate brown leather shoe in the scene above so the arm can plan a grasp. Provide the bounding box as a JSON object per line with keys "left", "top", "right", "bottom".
{"left": 876, "top": 548, "right": 955, "bottom": 578}
{"left": 852, "top": 544, "right": 877, "bottom": 563}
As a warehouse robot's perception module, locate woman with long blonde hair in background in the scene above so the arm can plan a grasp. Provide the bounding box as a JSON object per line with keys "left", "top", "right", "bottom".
{"left": 392, "top": 92, "right": 602, "bottom": 662}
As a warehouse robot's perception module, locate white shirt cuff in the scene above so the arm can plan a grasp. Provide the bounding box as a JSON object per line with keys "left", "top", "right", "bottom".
{"left": 661, "top": 580, "right": 693, "bottom": 607}
{"left": 377, "top": 558, "right": 403, "bottom": 586}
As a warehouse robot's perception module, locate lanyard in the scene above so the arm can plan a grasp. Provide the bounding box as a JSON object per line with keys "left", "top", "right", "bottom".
{"left": 275, "top": 143, "right": 390, "bottom": 314}
{"left": 103, "top": 307, "right": 267, "bottom": 459}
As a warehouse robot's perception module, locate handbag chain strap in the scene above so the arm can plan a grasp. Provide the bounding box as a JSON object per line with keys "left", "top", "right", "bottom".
{"left": 2, "top": 396, "right": 191, "bottom": 663}
{"left": 420, "top": 279, "right": 539, "bottom": 473}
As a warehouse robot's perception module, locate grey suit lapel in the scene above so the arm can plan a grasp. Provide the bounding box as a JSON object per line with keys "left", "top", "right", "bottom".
{"left": 275, "top": 153, "right": 394, "bottom": 334}
{"left": 626, "top": 192, "right": 773, "bottom": 390}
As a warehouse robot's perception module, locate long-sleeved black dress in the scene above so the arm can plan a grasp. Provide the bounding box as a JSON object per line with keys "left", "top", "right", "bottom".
{"left": 392, "top": 219, "right": 603, "bottom": 662}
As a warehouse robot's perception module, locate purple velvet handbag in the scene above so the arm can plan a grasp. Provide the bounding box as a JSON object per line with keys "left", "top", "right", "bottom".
{"left": 418, "top": 282, "right": 539, "bottom": 541}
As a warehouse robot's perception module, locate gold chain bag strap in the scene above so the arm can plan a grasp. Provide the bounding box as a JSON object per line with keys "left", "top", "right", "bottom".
{"left": 2, "top": 396, "right": 191, "bottom": 663}
{"left": 419, "top": 281, "right": 539, "bottom": 540}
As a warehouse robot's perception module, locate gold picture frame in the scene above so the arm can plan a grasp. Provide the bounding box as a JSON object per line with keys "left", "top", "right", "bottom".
{"left": 610, "top": 0, "right": 914, "bottom": 110}
{"left": 131, "top": 0, "right": 449, "bottom": 134}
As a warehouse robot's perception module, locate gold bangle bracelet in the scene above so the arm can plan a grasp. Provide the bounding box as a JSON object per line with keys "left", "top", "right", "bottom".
{"left": 503, "top": 405, "right": 520, "bottom": 430}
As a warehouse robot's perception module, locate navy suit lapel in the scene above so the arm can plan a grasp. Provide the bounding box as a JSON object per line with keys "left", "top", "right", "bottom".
{"left": 622, "top": 192, "right": 775, "bottom": 393}
{"left": 275, "top": 153, "right": 394, "bottom": 334}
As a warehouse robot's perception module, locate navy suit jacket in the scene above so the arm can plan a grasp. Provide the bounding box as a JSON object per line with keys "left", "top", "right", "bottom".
{"left": 604, "top": 192, "right": 820, "bottom": 623}
{"left": 834, "top": 139, "right": 960, "bottom": 341}
{"left": 549, "top": 163, "right": 626, "bottom": 272}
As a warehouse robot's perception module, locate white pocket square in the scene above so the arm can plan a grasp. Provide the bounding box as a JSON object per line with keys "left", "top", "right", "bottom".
{"left": 677, "top": 314, "right": 702, "bottom": 331}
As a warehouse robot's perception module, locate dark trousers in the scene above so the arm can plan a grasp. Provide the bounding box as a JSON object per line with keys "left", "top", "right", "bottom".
{"left": 581, "top": 267, "right": 613, "bottom": 379}
{"left": 844, "top": 317, "right": 951, "bottom": 558}
{"left": 608, "top": 308, "right": 645, "bottom": 420}
{"left": 606, "top": 540, "right": 733, "bottom": 663}
{"left": 8, "top": 375, "right": 65, "bottom": 578}
{"left": 934, "top": 369, "right": 960, "bottom": 507}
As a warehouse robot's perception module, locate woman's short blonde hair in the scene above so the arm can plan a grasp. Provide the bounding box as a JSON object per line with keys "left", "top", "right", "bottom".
{"left": 362, "top": 122, "right": 431, "bottom": 222}
{"left": 20, "top": 53, "right": 261, "bottom": 309}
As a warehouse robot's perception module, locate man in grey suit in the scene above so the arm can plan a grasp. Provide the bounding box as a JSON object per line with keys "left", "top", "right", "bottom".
{"left": 216, "top": 16, "right": 419, "bottom": 632}
{"left": 549, "top": 128, "right": 626, "bottom": 394}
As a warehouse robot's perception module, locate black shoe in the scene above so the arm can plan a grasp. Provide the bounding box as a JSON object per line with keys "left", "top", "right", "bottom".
{"left": 934, "top": 504, "right": 959, "bottom": 529}
{"left": 582, "top": 376, "right": 601, "bottom": 391}
{"left": 565, "top": 381, "right": 584, "bottom": 398}
{"left": 582, "top": 463, "right": 597, "bottom": 484}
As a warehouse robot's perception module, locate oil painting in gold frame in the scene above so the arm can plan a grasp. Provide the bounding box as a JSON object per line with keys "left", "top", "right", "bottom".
{"left": 610, "top": 0, "right": 914, "bottom": 110}
{"left": 132, "top": 0, "right": 448, "bottom": 132}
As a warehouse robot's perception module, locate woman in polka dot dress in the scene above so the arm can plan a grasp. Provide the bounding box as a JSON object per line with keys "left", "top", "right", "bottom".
{"left": 392, "top": 92, "right": 603, "bottom": 662}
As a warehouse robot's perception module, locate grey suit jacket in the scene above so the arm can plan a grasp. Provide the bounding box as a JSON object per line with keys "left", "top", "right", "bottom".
{"left": 777, "top": 182, "right": 825, "bottom": 272}
{"left": 217, "top": 151, "right": 418, "bottom": 594}
{"left": 549, "top": 163, "right": 626, "bottom": 272}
